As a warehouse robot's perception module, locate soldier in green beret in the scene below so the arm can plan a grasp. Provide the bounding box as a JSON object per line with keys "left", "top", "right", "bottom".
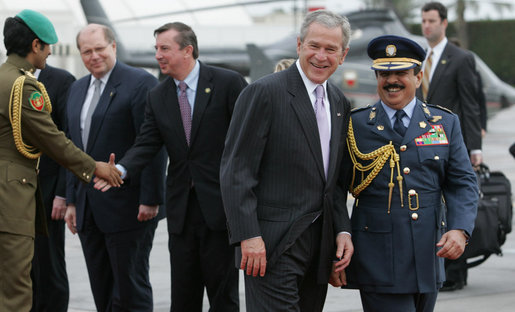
{"left": 0, "top": 9, "right": 123, "bottom": 312}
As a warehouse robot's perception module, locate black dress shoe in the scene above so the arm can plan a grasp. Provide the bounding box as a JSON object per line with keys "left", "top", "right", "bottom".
{"left": 440, "top": 280, "right": 465, "bottom": 292}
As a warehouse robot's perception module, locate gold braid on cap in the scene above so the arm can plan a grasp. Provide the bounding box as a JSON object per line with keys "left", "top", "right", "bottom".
{"left": 347, "top": 117, "right": 404, "bottom": 213}
{"left": 9, "top": 74, "right": 52, "bottom": 159}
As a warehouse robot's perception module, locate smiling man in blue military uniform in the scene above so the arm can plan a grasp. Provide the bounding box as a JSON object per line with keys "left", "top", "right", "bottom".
{"left": 338, "top": 35, "right": 478, "bottom": 311}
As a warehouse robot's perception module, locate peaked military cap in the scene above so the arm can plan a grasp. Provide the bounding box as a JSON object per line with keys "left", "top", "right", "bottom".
{"left": 16, "top": 9, "right": 58, "bottom": 44}
{"left": 367, "top": 35, "right": 425, "bottom": 71}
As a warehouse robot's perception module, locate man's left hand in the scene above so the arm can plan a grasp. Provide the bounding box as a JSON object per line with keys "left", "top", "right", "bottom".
{"left": 470, "top": 152, "right": 482, "bottom": 167}
{"left": 333, "top": 233, "right": 354, "bottom": 273}
{"left": 436, "top": 229, "right": 468, "bottom": 259}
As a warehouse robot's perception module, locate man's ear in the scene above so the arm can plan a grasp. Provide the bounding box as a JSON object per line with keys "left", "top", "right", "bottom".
{"left": 31, "top": 38, "right": 39, "bottom": 53}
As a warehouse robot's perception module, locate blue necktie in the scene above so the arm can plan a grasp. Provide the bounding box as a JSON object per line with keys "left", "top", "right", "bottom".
{"left": 394, "top": 110, "right": 407, "bottom": 137}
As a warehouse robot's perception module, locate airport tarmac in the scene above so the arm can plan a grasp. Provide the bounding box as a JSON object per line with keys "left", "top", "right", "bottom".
{"left": 67, "top": 104, "right": 515, "bottom": 312}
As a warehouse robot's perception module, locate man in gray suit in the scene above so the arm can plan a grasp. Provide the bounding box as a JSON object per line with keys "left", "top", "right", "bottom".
{"left": 220, "top": 10, "right": 354, "bottom": 311}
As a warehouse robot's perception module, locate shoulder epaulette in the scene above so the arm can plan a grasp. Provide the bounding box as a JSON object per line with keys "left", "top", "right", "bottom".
{"left": 19, "top": 68, "right": 36, "bottom": 79}
{"left": 351, "top": 104, "right": 371, "bottom": 113}
{"left": 426, "top": 103, "right": 453, "bottom": 114}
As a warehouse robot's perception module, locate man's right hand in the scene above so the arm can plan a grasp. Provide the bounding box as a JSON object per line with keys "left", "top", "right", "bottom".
{"left": 240, "top": 237, "right": 267, "bottom": 277}
{"left": 94, "top": 153, "right": 123, "bottom": 191}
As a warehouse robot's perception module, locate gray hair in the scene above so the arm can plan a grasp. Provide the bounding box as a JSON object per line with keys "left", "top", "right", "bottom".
{"left": 300, "top": 10, "right": 351, "bottom": 50}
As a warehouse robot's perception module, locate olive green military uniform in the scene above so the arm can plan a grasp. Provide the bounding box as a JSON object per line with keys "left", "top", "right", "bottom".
{"left": 0, "top": 55, "right": 95, "bottom": 311}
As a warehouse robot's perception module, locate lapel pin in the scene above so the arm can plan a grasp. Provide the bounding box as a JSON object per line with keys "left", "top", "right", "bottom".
{"left": 205, "top": 88, "right": 211, "bottom": 93}
{"left": 110, "top": 92, "right": 114, "bottom": 97}
{"left": 369, "top": 111, "right": 376, "bottom": 120}
{"left": 441, "top": 59, "right": 447, "bottom": 65}
{"left": 337, "top": 112, "right": 342, "bottom": 117}
{"left": 419, "top": 121, "right": 427, "bottom": 128}
{"left": 377, "top": 125, "right": 384, "bottom": 131}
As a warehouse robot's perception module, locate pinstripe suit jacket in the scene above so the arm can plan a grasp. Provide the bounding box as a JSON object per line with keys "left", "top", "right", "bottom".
{"left": 220, "top": 64, "right": 352, "bottom": 283}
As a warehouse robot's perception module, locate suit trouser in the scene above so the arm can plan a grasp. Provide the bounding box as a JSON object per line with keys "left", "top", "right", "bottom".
{"left": 78, "top": 207, "right": 157, "bottom": 312}
{"left": 359, "top": 291, "right": 438, "bottom": 312}
{"left": 0, "top": 231, "right": 33, "bottom": 312}
{"left": 168, "top": 188, "right": 239, "bottom": 312}
{"left": 31, "top": 174, "right": 68, "bottom": 312}
{"left": 244, "top": 217, "right": 327, "bottom": 312}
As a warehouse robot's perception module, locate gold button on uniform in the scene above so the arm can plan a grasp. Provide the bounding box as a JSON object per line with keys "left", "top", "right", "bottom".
{"left": 412, "top": 213, "right": 419, "bottom": 220}
{"left": 441, "top": 221, "right": 445, "bottom": 226}
{"left": 434, "top": 155, "right": 440, "bottom": 160}
{"left": 86, "top": 175, "right": 90, "bottom": 180}
{"left": 22, "top": 178, "right": 27, "bottom": 183}
{"left": 400, "top": 145, "right": 407, "bottom": 152}
{"left": 403, "top": 167, "right": 410, "bottom": 174}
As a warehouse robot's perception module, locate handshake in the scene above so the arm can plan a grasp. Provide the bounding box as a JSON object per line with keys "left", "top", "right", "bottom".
{"left": 93, "top": 153, "right": 123, "bottom": 192}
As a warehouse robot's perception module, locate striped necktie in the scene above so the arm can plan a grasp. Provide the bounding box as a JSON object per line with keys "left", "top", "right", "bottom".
{"left": 178, "top": 81, "right": 192, "bottom": 145}
{"left": 421, "top": 50, "right": 433, "bottom": 101}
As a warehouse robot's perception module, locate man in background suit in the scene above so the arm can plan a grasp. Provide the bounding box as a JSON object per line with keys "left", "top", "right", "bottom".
{"left": 31, "top": 64, "right": 75, "bottom": 312}
{"left": 115, "top": 22, "right": 247, "bottom": 311}
{"left": 418, "top": 1, "right": 482, "bottom": 165}
{"left": 418, "top": 1, "right": 483, "bottom": 291}
{"left": 220, "top": 10, "right": 354, "bottom": 311}
{"left": 64, "top": 24, "right": 166, "bottom": 312}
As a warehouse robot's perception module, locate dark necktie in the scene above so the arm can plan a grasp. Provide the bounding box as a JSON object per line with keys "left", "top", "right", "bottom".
{"left": 82, "top": 79, "right": 101, "bottom": 146}
{"left": 394, "top": 110, "right": 407, "bottom": 137}
{"left": 178, "top": 81, "right": 192, "bottom": 145}
{"left": 315, "top": 85, "right": 330, "bottom": 177}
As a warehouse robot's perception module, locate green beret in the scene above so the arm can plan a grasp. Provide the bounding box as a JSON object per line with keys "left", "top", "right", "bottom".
{"left": 16, "top": 9, "right": 58, "bottom": 44}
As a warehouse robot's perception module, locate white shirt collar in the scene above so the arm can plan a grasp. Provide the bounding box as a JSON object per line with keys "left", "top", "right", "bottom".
{"left": 381, "top": 97, "right": 417, "bottom": 128}
{"left": 89, "top": 60, "right": 116, "bottom": 89}
{"left": 295, "top": 59, "right": 328, "bottom": 105}
{"left": 174, "top": 60, "right": 200, "bottom": 92}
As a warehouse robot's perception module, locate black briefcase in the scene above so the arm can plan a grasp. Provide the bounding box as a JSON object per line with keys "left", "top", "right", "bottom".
{"left": 464, "top": 164, "right": 513, "bottom": 268}
{"left": 479, "top": 165, "right": 513, "bottom": 239}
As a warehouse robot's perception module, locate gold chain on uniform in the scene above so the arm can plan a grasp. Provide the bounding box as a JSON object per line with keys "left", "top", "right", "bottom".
{"left": 347, "top": 117, "right": 404, "bottom": 213}
{"left": 8, "top": 74, "right": 52, "bottom": 159}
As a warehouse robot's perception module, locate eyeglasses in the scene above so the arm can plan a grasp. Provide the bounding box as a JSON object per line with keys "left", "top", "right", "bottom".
{"left": 80, "top": 43, "right": 111, "bottom": 57}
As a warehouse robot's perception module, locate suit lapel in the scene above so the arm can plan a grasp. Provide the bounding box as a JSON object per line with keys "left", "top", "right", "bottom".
{"left": 70, "top": 78, "right": 89, "bottom": 150}
{"left": 368, "top": 102, "right": 403, "bottom": 145}
{"left": 287, "top": 66, "right": 325, "bottom": 181}
{"left": 326, "top": 84, "right": 343, "bottom": 185}
{"left": 162, "top": 77, "right": 190, "bottom": 148}
{"left": 86, "top": 66, "right": 120, "bottom": 153}
{"left": 428, "top": 44, "right": 451, "bottom": 100}
{"left": 191, "top": 63, "right": 212, "bottom": 146}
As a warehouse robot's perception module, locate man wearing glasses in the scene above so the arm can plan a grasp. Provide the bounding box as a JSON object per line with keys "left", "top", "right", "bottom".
{"left": 64, "top": 23, "right": 167, "bottom": 312}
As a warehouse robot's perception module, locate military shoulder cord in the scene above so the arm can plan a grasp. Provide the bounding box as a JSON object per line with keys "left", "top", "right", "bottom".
{"left": 9, "top": 75, "right": 52, "bottom": 159}
{"left": 347, "top": 117, "right": 403, "bottom": 213}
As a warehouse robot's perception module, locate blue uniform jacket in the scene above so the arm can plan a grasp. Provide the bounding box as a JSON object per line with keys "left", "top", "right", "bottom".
{"left": 345, "top": 99, "right": 478, "bottom": 294}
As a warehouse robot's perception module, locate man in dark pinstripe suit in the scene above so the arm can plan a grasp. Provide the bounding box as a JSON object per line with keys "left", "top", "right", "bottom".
{"left": 220, "top": 10, "right": 354, "bottom": 312}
